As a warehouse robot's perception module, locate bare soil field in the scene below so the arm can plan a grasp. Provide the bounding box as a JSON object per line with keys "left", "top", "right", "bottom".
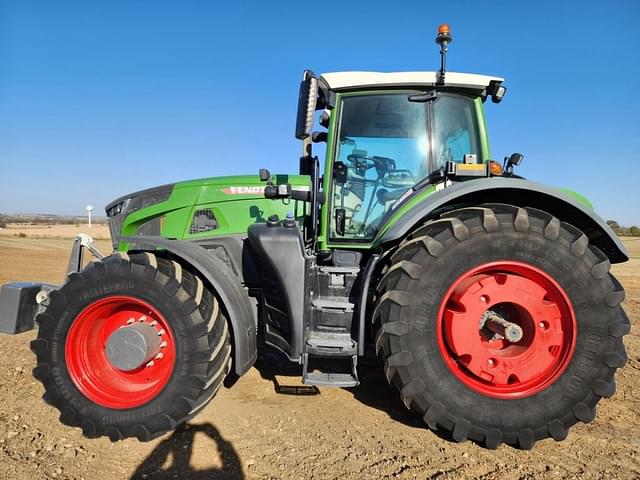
{"left": 0, "top": 235, "right": 638, "bottom": 479}
{"left": 0, "top": 223, "right": 110, "bottom": 240}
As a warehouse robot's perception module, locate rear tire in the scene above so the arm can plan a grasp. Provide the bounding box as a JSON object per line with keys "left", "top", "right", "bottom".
{"left": 374, "top": 204, "right": 629, "bottom": 449}
{"left": 31, "top": 252, "right": 231, "bottom": 441}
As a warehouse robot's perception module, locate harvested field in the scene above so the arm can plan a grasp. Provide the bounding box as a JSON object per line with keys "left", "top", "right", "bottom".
{"left": 0, "top": 223, "right": 110, "bottom": 240}
{"left": 0, "top": 235, "right": 638, "bottom": 479}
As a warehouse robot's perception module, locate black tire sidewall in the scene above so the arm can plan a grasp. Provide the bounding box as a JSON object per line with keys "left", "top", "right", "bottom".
{"left": 45, "top": 259, "right": 198, "bottom": 429}
{"left": 396, "top": 222, "right": 615, "bottom": 433}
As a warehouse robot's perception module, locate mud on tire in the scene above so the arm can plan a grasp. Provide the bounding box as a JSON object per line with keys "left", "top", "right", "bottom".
{"left": 374, "top": 204, "right": 629, "bottom": 449}
{"left": 30, "top": 252, "right": 231, "bottom": 441}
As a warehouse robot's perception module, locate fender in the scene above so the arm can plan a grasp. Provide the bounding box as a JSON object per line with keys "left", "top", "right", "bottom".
{"left": 122, "top": 236, "right": 257, "bottom": 376}
{"left": 376, "top": 177, "right": 628, "bottom": 263}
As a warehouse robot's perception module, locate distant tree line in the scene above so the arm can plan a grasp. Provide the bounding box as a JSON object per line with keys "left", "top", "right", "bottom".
{"left": 0, "top": 213, "right": 106, "bottom": 228}
{"left": 607, "top": 220, "right": 640, "bottom": 237}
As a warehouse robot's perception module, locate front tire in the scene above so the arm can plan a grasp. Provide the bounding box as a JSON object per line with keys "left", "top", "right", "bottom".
{"left": 374, "top": 204, "right": 629, "bottom": 449}
{"left": 31, "top": 252, "right": 231, "bottom": 441}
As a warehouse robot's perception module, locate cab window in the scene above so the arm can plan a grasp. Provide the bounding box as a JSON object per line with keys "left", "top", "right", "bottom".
{"left": 330, "top": 92, "right": 480, "bottom": 240}
{"left": 432, "top": 94, "right": 480, "bottom": 169}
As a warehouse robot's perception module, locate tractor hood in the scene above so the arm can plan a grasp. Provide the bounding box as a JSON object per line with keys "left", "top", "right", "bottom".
{"left": 174, "top": 174, "right": 310, "bottom": 203}
{"left": 105, "top": 174, "right": 310, "bottom": 250}
{"left": 106, "top": 174, "right": 309, "bottom": 213}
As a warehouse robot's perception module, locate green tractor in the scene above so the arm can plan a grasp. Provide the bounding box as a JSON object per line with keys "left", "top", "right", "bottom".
{"left": 0, "top": 25, "right": 629, "bottom": 449}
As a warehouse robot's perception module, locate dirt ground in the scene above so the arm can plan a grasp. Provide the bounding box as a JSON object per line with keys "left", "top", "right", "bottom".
{"left": 0, "top": 223, "right": 111, "bottom": 240}
{"left": 0, "top": 234, "right": 638, "bottom": 479}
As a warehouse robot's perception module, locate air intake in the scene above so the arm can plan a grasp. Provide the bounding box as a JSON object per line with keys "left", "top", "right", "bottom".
{"left": 190, "top": 209, "right": 218, "bottom": 234}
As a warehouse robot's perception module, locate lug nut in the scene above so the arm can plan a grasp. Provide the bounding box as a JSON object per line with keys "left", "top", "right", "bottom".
{"left": 157, "top": 329, "right": 165, "bottom": 336}
{"left": 127, "top": 318, "right": 135, "bottom": 325}
{"left": 146, "top": 360, "right": 154, "bottom": 368}
{"left": 160, "top": 341, "right": 168, "bottom": 348}
{"left": 155, "top": 353, "right": 164, "bottom": 360}
{"left": 138, "top": 315, "right": 147, "bottom": 322}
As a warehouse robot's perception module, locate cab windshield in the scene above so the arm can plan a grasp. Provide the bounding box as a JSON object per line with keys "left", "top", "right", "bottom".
{"left": 330, "top": 91, "right": 481, "bottom": 239}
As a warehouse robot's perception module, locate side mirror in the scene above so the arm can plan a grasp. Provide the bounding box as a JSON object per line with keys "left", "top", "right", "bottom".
{"left": 504, "top": 152, "right": 524, "bottom": 175}
{"left": 295, "top": 71, "right": 319, "bottom": 140}
{"left": 508, "top": 152, "right": 524, "bottom": 167}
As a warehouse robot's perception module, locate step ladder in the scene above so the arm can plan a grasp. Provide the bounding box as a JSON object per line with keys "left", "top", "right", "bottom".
{"left": 301, "top": 332, "right": 359, "bottom": 387}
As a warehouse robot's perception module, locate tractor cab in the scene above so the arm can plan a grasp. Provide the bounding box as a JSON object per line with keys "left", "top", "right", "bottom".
{"left": 294, "top": 69, "right": 506, "bottom": 247}
{"left": 293, "top": 24, "right": 507, "bottom": 247}
{"left": 315, "top": 71, "right": 504, "bottom": 240}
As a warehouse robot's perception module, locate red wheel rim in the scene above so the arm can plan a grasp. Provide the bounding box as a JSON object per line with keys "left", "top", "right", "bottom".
{"left": 436, "top": 261, "right": 576, "bottom": 399}
{"left": 65, "top": 296, "right": 176, "bottom": 409}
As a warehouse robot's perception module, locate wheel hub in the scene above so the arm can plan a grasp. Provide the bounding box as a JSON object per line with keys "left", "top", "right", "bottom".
{"left": 105, "top": 320, "right": 162, "bottom": 371}
{"left": 481, "top": 310, "right": 524, "bottom": 343}
{"left": 65, "top": 296, "right": 175, "bottom": 409}
{"left": 437, "top": 262, "right": 576, "bottom": 399}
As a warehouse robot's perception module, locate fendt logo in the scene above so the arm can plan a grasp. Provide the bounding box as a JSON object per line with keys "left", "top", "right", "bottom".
{"left": 221, "top": 186, "right": 265, "bottom": 195}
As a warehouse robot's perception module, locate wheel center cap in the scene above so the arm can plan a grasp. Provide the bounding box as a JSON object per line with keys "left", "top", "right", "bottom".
{"left": 105, "top": 322, "right": 161, "bottom": 371}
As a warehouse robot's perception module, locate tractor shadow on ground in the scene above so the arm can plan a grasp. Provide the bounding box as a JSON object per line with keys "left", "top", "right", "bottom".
{"left": 254, "top": 342, "right": 438, "bottom": 433}
{"left": 254, "top": 342, "right": 321, "bottom": 395}
{"left": 130, "top": 423, "right": 244, "bottom": 480}
{"left": 353, "top": 359, "right": 457, "bottom": 443}
{"left": 350, "top": 359, "right": 426, "bottom": 430}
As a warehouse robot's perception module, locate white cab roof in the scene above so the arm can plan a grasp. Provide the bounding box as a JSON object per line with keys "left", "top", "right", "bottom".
{"left": 320, "top": 71, "right": 503, "bottom": 91}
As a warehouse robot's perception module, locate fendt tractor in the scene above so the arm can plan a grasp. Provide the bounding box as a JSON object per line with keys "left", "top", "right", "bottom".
{"left": 0, "top": 25, "right": 630, "bottom": 450}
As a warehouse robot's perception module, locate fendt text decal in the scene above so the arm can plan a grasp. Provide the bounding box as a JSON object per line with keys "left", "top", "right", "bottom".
{"left": 222, "top": 186, "right": 265, "bottom": 195}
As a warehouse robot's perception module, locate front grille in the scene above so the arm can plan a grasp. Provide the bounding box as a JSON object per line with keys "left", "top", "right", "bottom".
{"left": 190, "top": 209, "right": 218, "bottom": 234}
{"left": 107, "top": 215, "right": 124, "bottom": 250}
{"left": 105, "top": 198, "right": 131, "bottom": 250}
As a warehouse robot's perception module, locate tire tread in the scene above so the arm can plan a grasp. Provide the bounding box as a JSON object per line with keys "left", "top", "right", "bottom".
{"left": 31, "top": 252, "right": 231, "bottom": 441}
{"left": 374, "top": 204, "right": 629, "bottom": 449}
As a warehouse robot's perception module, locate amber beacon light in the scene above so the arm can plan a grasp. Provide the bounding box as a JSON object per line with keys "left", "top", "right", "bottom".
{"left": 435, "top": 23, "right": 452, "bottom": 84}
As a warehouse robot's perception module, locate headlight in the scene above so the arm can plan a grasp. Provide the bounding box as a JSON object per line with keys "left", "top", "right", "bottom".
{"left": 487, "top": 80, "right": 507, "bottom": 104}
{"left": 106, "top": 201, "right": 125, "bottom": 218}
{"left": 105, "top": 184, "right": 173, "bottom": 218}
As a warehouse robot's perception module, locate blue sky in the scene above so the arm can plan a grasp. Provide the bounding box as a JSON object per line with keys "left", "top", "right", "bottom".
{"left": 1, "top": 1, "right": 639, "bottom": 225}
